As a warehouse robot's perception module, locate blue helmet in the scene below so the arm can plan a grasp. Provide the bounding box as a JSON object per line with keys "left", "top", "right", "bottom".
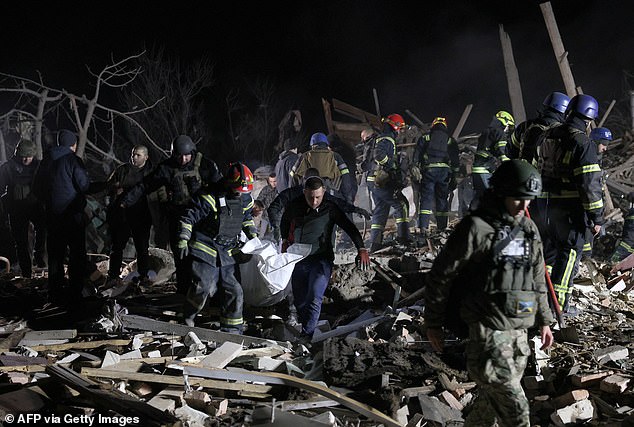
{"left": 589, "top": 127, "right": 613, "bottom": 143}
{"left": 310, "top": 132, "right": 329, "bottom": 146}
{"left": 542, "top": 91, "right": 570, "bottom": 113}
{"left": 566, "top": 94, "right": 599, "bottom": 120}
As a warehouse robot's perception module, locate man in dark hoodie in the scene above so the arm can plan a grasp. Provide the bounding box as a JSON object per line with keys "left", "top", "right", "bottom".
{"left": 0, "top": 139, "right": 47, "bottom": 278}
{"left": 105, "top": 145, "right": 153, "bottom": 285}
{"left": 33, "top": 130, "right": 90, "bottom": 302}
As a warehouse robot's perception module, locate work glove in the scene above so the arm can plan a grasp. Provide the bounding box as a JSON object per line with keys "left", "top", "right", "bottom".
{"left": 177, "top": 239, "right": 189, "bottom": 260}
{"left": 272, "top": 226, "right": 281, "bottom": 242}
{"left": 354, "top": 207, "right": 371, "bottom": 220}
{"left": 410, "top": 165, "right": 422, "bottom": 183}
{"left": 355, "top": 248, "right": 370, "bottom": 271}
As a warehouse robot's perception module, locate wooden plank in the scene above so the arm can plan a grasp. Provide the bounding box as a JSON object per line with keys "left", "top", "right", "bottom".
{"left": 452, "top": 104, "right": 473, "bottom": 139}
{"left": 200, "top": 342, "right": 244, "bottom": 369}
{"left": 322, "top": 98, "right": 335, "bottom": 135}
{"left": 27, "top": 337, "right": 149, "bottom": 352}
{"left": 499, "top": 24, "right": 526, "bottom": 124}
{"left": 121, "top": 314, "right": 285, "bottom": 348}
{"left": 47, "top": 365, "right": 177, "bottom": 425}
{"left": 80, "top": 367, "right": 272, "bottom": 394}
{"left": 598, "top": 99, "right": 616, "bottom": 127}
{"left": 279, "top": 398, "right": 340, "bottom": 411}
{"left": 331, "top": 98, "right": 381, "bottom": 128}
{"left": 540, "top": 2, "right": 577, "bottom": 97}
{"left": 312, "top": 316, "right": 385, "bottom": 343}
{"left": 177, "top": 363, "right": 401, "bottom": 427}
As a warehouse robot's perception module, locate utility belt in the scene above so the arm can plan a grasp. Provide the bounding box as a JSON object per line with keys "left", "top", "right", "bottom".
{"left": 214, "top": 235, "right": 240, "bottom": 247}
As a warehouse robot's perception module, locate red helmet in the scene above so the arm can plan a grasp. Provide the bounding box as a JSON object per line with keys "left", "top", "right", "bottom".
{"left": 225, "top": 162, "right": 254, "bottom": 193}
{"left": 383, "top": 113, "right": 406, "bottom": 131}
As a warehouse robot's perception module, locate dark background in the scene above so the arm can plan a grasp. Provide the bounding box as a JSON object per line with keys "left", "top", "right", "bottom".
{"left": 1, "top": 0, "right": 633, "bottom": 142}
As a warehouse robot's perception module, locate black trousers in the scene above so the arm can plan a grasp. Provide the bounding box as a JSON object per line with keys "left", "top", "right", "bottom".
{"left": 9, "top": 204, "right": 46, "bottom": 278}
{"left": 107, "top": 207, "right": 151, "bottom": 280}
{"left": 47, "top": 212, "right": 86, "bottom": 299}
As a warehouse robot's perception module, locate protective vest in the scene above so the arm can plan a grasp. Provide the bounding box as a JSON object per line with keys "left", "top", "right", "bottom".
{"left": 418, "top": 133, "right": 451, "bottom": 166}
{"left": 294, "top": 147, "right": 341, "bottom": 181}
{"left": 160, "top": 152, "right": 203, "bottom": 205}
{"left": 215, "top": 197, "right": 245, "bottom": 245}
{"left": 538, "top": 126, "right": 584, "bottom": 183}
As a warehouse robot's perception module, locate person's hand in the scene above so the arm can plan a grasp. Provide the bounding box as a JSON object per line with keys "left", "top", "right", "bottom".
{"left": 177, "top": 240, "right": 189, "bottom": 260}
{"left": 355, "top": 207, "right": 371, "bottom": 220}
{"left": 540, "top": 325, "right": 554, "bottom": 350}
{"left": 410, "top": 165, "right": 422, "bottom": 183}
{"left": 426, "top": 327, "right": 445, "bottom": 353}
{"left": 592, "top": 224, "right": 602, "bottom": 236}
{"left": 355, "top": 248, "right": 370, "bottom": 270}
{"left": 281, "top": 239, "right": 290, "bottom": 253}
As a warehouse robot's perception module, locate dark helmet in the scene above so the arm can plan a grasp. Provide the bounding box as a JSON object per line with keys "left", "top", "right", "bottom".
{"left": 566, "top": 94, "right": 599, "bottom": 120}
{"left": 170, "top": 135, "right": 196, "bottom": 156}
{"left": 309, "top": 132, "right": 329, "bottom": 146}
{"left": 589, "top": 127, "right": 613, "bottom": 143}
{"left": 542, "top": 91, "right": 570, "bottom": 113}
{"left": 15, "top": 140, "right": 37, "bottom": 157}
{"left": 489, "top": 159, "right": 542, "bottom": 200}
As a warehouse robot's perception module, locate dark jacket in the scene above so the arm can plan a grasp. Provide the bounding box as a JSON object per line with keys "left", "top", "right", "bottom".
{"left": 122, "top": 154, "right": 222, "bottom": 215}
{"left": 33, "top": 146, "right": 90, "bottom": 216}
{"left": 106, "top": 160, "right": 153, "bottom": 223}
{"left": 280, "top": 197, "right": 364, "bottom": 261}
{"left": 267, "top": 185, "right": 358, "bottom": 230}
{"left": 274, "top": 150, "right": 299, "bottom": 192}
{"left": 0, "top": 156, "right": 42, "bottom": 213}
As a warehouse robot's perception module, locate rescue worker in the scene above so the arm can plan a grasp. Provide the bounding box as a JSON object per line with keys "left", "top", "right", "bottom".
{"left": 509, "top": 92, "right": 570, "bottom": 164}
{"left": 33, "top": 130, "right": 90, "bottom": 302}
{"left": 365, "top": 114, "right": 411, "bottom": 251}
{"left": 290, "top": 132, "right": 355, "bottom": 203}
{"left": 410, "top": 117, "right": 459, "bottom": 234}
{"left": 612, "top": 192, "right": 634, "bottom": 262}
{"left": 105, "top": 145, "right": 153, "bottom": 285}
{"left": 178, "top": 162, "right": 258, "bottom": 333}
{"left": 328, "top": 132, "right": 359, "bottom": 203}
{"left": 471, "top": 110, "right": 514, "bottom": 207}
{"left": 537, "top": 94, "right": 604, "bottom": 311}
{"left": 424, "top": 159, "right": 554, "bottom": 427}
{"left": 121, "top": 135, "right": 223, "bottom": 294}
{"left": 0, "top": 139, "right": 47, "bottom": 277}
{"left": 280, "top": 176, "right": 370, "bottom": 339}
{"left": 274, "top": 139, "right": 299, "bottom": 192}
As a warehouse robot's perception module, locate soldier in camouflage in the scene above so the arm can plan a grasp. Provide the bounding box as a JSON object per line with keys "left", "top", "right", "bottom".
{"left": 424, "top": 159, "right": 554, "bottom": 427}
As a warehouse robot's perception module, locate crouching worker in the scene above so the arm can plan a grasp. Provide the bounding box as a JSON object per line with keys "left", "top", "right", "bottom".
{"left": 424, "top": 159, "right": 554, "bottom": 427}
{"left": 281, "top": 176, "right": 370, "bottom": 340}
{"left": 178, "top": 162, "right": 257, "bottom": 334}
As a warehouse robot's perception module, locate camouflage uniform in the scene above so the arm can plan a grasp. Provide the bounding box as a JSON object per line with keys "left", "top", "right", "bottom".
{"left": 424, "top": 191, "right": 554, "bottom": 427}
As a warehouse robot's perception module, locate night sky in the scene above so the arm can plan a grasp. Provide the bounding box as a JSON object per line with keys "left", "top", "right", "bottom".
{"left": 1, "top": 1, "right": 633, "bottom": 138}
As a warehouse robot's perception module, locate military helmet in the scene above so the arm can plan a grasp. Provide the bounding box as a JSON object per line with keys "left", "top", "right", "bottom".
{"left": 170, "top": 135, "right": 196, "bottom": 156}
{"left": 15, "top": 140, "right": 37, "bottom": 157}
{"left": 542, "top": 91, "right": 570, "bottom": 113}
{"left": 566, "top": 94, "right": 599, "bottom": 120}
{"left": 489, "top": 159, "right": 542, "bottom": 200}
{"left": 589, "top": 127, "right": 613, "bottom": 143}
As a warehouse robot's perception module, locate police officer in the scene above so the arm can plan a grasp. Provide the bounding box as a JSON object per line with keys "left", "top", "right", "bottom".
{"left": 105, "top": 145, "right": 153, "bottom": 284}
{"left": 509, "top": 92, "right": 570, "bottom": 164}
{"left": 178, "top": 162, "right": 257, "bottom": 333}
{"left": 121, "top": 135, "right": 223, "bottom": 294}
{"left": 411, "top": 117, "right": 459, "bottom": 234}
{"left": 281, "top": 176, "right": 370, "bottom": 339}
{"left": 0, "top": 140, "right": 47, "bottom": 277}
{"left": 365, "top": 114, "right": 411, "bottom": 251}
{"left": 537, "top": 94, "right": 604, "bottom": 311}
{"left": 471, "top": 111, "right": 514, "bottom": 207}
{"left": 425, "top": 159, "right": 554, "bottom": 427}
